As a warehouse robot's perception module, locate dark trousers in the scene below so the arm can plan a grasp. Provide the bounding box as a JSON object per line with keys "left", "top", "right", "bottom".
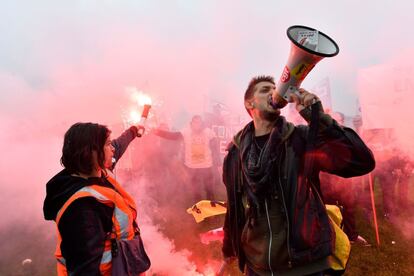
{"left": 188, "top": 167, "right": 215, "bottom": 203}
{"left": 320, "top": 177, "right": 358, "bottom": 241}
{"left": 378, "top": 173, "right": 411, "bottom": 214}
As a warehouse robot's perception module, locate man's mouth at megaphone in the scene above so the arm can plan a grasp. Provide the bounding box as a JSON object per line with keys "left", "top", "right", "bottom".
{"left": 268, "top": 89, "right": 289, "bottom": 110}
{"left": 268, "top": 94, "right": 279, "bottom": 109}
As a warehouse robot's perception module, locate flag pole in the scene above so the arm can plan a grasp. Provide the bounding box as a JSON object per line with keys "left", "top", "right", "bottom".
{"left": 368, "top": 172, "right": 380, "bottom": 246}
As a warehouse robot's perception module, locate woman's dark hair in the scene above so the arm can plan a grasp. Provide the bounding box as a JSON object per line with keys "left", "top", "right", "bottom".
{"left": 61, "top": 122, "right": 111, "bottom": 175}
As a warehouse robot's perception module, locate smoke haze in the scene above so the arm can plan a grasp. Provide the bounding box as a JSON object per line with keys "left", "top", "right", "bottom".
{"left": 1, "top": 0, "right": 414, "bottom": 274}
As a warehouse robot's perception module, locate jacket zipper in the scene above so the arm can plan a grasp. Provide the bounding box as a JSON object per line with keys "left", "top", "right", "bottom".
{"left": 278, "top": 142, "right": 292, "bottom": 268}
{"left": 264, "top": 199, "right": 275, "bottom": 276}
{"left": 234, "top": 161, "right": 242, "bottom": 259}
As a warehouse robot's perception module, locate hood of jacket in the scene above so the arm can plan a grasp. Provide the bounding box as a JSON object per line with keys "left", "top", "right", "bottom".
{"left": 43, "top": 169, "right": 101, "bottom": 221}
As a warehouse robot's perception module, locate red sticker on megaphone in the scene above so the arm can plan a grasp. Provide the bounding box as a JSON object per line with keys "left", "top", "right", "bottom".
{"left": 280, "top": 66, "right": 291, "bottom": 83}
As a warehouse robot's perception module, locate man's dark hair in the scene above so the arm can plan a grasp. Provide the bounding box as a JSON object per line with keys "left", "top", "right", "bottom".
{"left": 244, "top": 75, "right": 275, "bottom": 115}
{"left": 61, "top": 122, "right": 110, "bottom": 175}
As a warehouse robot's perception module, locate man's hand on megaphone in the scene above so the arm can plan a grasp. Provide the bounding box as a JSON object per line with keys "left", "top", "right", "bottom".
{"left": 290, "top": 88, "right": 320, "bottom": 112}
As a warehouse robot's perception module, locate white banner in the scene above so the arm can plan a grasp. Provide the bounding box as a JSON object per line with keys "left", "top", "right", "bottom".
{"left": 357, "top": 58, "right": 414, "bottom": 155}
{"left": 357, "top": 64, "right": 413, "bottom": 129}
{"left": 312, "top": 77, "right": 332, "bottom": 110}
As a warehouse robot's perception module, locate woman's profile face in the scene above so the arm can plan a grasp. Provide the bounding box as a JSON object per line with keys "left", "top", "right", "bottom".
{"left": 103, "top": 135, "right": 115, "bottom": 169}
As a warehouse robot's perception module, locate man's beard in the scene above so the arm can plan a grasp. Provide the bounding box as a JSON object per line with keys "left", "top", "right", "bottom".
{"left": 260, "top": 109, "right": 281, "bottom": 122}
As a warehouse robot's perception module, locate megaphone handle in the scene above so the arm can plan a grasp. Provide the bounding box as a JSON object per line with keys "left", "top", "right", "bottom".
{"left": 283, "top": 86, "right": 303, "bottom": 102}
{"left": 284, "top": 87, "right": 320, "bottom": 109}
{"left": 292, "top": 88, "right": 319, "bottom": 108}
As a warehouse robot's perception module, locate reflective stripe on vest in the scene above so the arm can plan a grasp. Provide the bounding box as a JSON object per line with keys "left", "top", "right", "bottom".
{"left": 54, "top": 176, "right": 137, "bottom": 276}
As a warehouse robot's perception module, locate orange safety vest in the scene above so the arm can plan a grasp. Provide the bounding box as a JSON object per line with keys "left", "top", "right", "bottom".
{"left": 54, "top": 175, "right": 138, "bottom": 276}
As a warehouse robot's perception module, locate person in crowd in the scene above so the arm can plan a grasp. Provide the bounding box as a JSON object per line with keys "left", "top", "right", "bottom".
{"left": 320, "top": 111, "right": 370, "bottom": 246}
{"left": 43, "top": 123, "right": 150, "bottom": 275}
{"left": 376, "top": 148, "right": 413, "bottom": 218}
{"left": 221, "top": 75, "right": 375, "bottom": 275}
{"left": 153, "top": 115, "right": 221, "bottom": 204}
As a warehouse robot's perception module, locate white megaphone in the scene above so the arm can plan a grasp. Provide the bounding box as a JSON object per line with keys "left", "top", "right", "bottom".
{"left": 271, "top": 25, "right": 339, "bottom": 109}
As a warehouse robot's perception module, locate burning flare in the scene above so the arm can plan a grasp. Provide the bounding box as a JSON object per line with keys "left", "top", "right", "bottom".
{"left": 124, "top": 87, "right": 153, "bottom": 125}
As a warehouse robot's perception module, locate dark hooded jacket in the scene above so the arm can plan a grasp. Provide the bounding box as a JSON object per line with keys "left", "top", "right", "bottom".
{"left": 43, "top": 126, "right": 138, "bottom": 275}
{"left": 222, "top": 102, "right": 375, "bottom": 274}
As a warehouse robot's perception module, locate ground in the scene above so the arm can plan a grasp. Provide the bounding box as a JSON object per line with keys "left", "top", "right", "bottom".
{"left": 1, "top": 176, "right": 413, "bottom": 275}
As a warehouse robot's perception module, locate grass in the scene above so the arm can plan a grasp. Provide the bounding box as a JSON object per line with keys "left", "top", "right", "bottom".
{"left": 346, "top": 211, "right": 414, "bottom": 275}
{"left": 344, "top": 176, "right": 414, "bottom": 276}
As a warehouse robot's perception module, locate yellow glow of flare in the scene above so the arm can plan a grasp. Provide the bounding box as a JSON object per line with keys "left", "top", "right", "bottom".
{"left": 129, "top": 110, "right": 140, "bottom": 124}
{"left": 131, "top": 90, "right": 152, "bottom": 106}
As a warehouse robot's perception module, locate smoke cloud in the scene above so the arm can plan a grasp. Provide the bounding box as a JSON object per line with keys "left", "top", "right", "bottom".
{"left": 1, "top": 0, "right": 414, "bottom": 274}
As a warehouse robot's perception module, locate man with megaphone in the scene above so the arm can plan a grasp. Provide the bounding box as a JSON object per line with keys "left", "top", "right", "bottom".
{"left": 220, "top": 26, "right": 375, "bottom": 276}
{"left": 220, "top": 75, "right": 375, "bottom": 276}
